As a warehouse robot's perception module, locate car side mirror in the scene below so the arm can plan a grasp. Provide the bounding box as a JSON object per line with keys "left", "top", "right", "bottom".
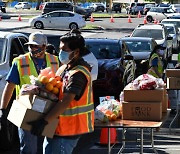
{"left": 124, "top": 54, "right": 134, "bottom": 60}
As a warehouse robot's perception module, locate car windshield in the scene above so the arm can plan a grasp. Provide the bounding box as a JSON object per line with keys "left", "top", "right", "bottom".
{"left": 132, "top": 29, "right": 164, "bottom": 40}
{"left": 166, "top": 26, "right": 175, "bottom": 34}
{"left": 125, "top": 41, "right": 152, "bottom": 52}
{"left": 0, "top": 38, "right": 6, "bottom": 63}
{"left": 85, "top": 41, "right": 121, "bottom": 59}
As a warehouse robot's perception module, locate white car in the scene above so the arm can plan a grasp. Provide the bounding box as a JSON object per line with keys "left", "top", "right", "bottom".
{"left": 162, "top": 23, "right": 179, "bottom": 51}
{"left": 14, "top": 2, "right": 31, "bottom": 9}
{"left": 146, "top": 7, "right": 178, "bottom": 22}
{"left": 29, "top": 10, "right": 86, "bottom": 30}
{"left": 161, "top": 19, "right": 180, "bottom": 32}
{"left": 88, "top": 3, "right": 105, "bottom": 12}
{"left": 0, "top": 32, "right": 28, "bottom": 99}
{"left": 131, "top": 24, "right": 173, "bottom": 65}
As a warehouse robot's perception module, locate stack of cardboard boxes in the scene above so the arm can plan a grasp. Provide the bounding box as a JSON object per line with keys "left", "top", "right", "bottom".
{"left": 166, "top": 69, "right": 180, "bottom": 89}
{"left": 7, "top": 94, "right": 59, "bottom": 138}
{"left": 122, "top": 84, "right": 168, "bottom": 121}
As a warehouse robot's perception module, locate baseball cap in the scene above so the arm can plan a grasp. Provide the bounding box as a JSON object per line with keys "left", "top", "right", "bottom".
{"left": 25, "top": 32, "right": 47, "bottom": 46}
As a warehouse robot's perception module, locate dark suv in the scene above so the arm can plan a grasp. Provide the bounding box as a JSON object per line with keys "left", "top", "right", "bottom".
{"left": 0, "top": 1, "right": 6, "bottom": 13}
{"left": 85, "top": 38, "right": 136, "bottom": 105}
{"left": 112, "top": 3, "right": 122, "bottom": 13}
{"left": 42, "top": 2, "right": 92, "bottom": 20}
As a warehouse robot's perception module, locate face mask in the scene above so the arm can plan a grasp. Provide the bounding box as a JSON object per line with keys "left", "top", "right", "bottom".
{"left": 158, "top": 49, "right": 164, "bottom": 56}
{"left": 28, "top": 46, "right": 42, "bottom": 56}
{"left": 59, "top": 50, "right": 70, "bottom": 64}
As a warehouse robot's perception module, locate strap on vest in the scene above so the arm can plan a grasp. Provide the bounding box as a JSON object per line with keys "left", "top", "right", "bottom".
{"left": 46, "top": 53, "right": 59, "bottom": 73}
{"left": 20, "top": 54, "right": 30, "bottom": 76}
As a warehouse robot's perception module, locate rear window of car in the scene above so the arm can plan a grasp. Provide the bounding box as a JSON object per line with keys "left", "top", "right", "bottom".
{"left": 85, "top": 41, "right": 121, "bottom": 59}
{"left": 166, "top": 26, "right": 175, "bottom": 34}
{"left": 162, "top": 21, "right": 180, "bottom": 28}
{"left": 45, "top": 3, "right": 53, "bottom": 8}
{"left": 132, "top": 29, "right": 163, "bottom": 40}
{"left": 125, "top": 41, "right": 152, "bottom": 52}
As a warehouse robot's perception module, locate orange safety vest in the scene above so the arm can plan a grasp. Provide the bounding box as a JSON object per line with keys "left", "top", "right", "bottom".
{"left": 55, "top": 65, "right": 94, "bottom": 136}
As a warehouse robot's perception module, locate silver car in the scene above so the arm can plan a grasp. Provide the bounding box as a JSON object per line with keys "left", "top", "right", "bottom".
{"left": 162, "top": 23, "right": 180, "bottom": 52}
{"left": 0, "top": 32, "right": 28, "bottom": 99}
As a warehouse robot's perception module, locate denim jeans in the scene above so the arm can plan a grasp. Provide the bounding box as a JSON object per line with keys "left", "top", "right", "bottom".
{"left": 18, "top": 128, "right": 37, "bottom": 154}
{"left": 43, "top": 136, "right": 80, "bottom": 154}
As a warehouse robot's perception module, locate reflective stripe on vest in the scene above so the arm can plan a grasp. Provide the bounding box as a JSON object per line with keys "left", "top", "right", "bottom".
{"left": 19, "top": 54, "right": 31, "bottom": 76}
{"left": 46, "top": 53, "right": 59, "bottom": 74}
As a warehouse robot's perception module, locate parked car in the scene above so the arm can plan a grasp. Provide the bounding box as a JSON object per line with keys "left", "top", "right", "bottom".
{"left": 131, "top": 24, "right": 173, "bottom": 67}
{"left": 88, "top": 3, "right": 105, "bottom": 12}
{"left": 41, "top": 2, "right": 91, "bottom": 20}
{"left": 29, "top": 10, "right": 86, "bottom": 30}
{"left": 0, "top": 32, "right": 28, "bottom": 99}
{"left": 162, "top": 23, "right": 179, "bottom": 52}
{"left": 14, "top": 2, "right": 31, "bottom": 9}
{"left": 170, "top": 4, "right": 180, "bottom": 13}
{"left": 146, "top": 7, "right": 178, "bottom": 23}
{"left": 0, "top": 1, "right": 6, "bottom": 13}
{"left": 143, "top": 3, "right": 155, "bottom": 15}
{"left": 120, "top": 37, "right": 157, "bottom": 76}
{"left": 112, "top": 3, "right": 122, "bottom": 13}
{"left": 130, "top": 3, "right": 145, "bottom": 15}
{"left": 85, "top": 38, "right": 136, "bottom": 104}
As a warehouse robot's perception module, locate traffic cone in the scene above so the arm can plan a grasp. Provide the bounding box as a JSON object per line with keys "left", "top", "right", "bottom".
{"left": 154, "top": 18, "right": 157, "bottom": 24}
{"left": 0, "top": 16, "right": 2, "bottom": 21}
{"left": 157, "top": 20, "right": 160, "bottom": 24}
{"left": 128, "top": 15, "right": 132, "bottom": 23}
{"left": 90, "top": 14, "right": 94, "bottom": 22}
{"left": 18, "top": 14, "right": 22, "bottom": 21}
{"left": 100, "top": 128, "right": 117, "bottom": 144}
{"left": 110, "top": 15, "right": 114, "bottom": 23}
{"left": 143, "top": 16, "right": 147, "bottom": 24}
{"left": 137, "top": 11, "right": 141, "bottom": 18}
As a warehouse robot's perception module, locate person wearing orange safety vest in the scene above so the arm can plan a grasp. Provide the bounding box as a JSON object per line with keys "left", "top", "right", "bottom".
{"left": 147, "top": 44, "right": 166, "bottom": 78}
{"left": 0, "top": 31, "right": 59, "bottom": 154}
{"left": 27, "top": 29, "right": 94, "bottom": 154}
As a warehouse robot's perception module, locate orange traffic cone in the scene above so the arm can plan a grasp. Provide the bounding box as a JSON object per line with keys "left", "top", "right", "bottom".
{"left": 143, "top": 16, "right": 147, "bottom": 24}
{"left": 110, "top": 15, "right": 114, "bottom": 23}
{"left": 154, "top": 18, "right": 157, "bottom": 24}
{"left": 100, "top": 128, "right": 117, "bottom": 144}
{"left": 18, "top": 14, "right": 22, "bottom": 21}
{"left": 90, "top": 14, "right": 94, "bottom": 22}
{"left": 137, "top": 11, "right": 141, "bottom": 18}
{"left": 0, "top": 16, "right": 2, "bottom": 21}
{"left": 128, "top": 15, "right": 132, "bottom": 23}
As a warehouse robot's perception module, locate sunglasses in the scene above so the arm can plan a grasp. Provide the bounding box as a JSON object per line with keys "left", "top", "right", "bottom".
{"left": 29, "top": 45, "right": 43, "bottom": 49}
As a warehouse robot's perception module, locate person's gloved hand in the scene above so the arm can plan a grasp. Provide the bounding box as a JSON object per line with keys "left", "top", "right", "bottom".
{"left": 0, "top": 109, "right": 7, "bottom": 131}
{"left": 28, "top": 118, "right": 48, "bottom": 136}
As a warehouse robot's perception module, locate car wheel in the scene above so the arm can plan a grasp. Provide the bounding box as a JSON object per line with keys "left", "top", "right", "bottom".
{"left": 69, "top": 23, "right": 78, "bottom": 30}
{"left": 146, "top": 16, "right": 153, "bottom": 23}
{"left": 34, "top": 21, "right": 44, "bottom": 29}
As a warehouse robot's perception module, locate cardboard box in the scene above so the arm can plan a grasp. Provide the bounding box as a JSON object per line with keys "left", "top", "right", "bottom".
{"left": 122, "top": 101, "right": 162, "bottom": 121}
{"left": 166, "top": 77, "right": 180, "bottom": 89}
{"left": 7, "top": 100, "right": 58, "bottom": 138}
{"left": 18, "top": 94, "right": 56, "bottom": 113}
{"left": 123, "top": 88, "right": 164, "bottom": 102}
{"left": 162, "top": 94, "right": 168, "bottom": 113}
{"left": 166, "top": 69, "right": 180, "bottom": 78}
